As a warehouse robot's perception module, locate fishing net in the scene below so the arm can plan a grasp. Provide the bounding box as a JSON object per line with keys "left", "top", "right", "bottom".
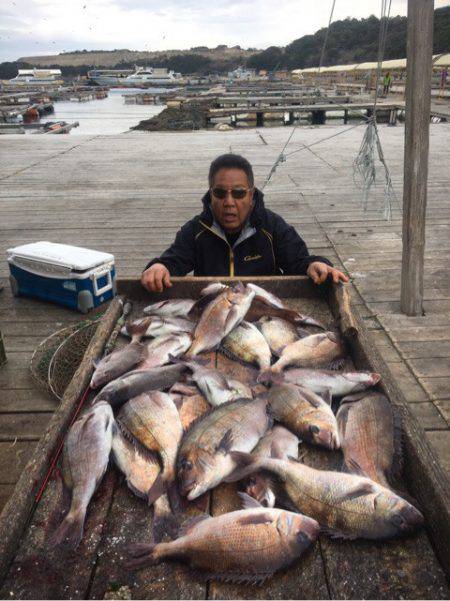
{"left": 30, "top": 316, "right": 102, "bottom": 400}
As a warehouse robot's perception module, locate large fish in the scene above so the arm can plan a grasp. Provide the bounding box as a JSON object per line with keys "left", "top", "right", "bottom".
{"left": 221, "top": 321, "right": 272, "bottom": 371}
{"left": 137, "top": 332, "right": 192, "bottom": 370}
{"left": 229, "top": 426, "right": 300, "bottom": 508}
{"left": 111, "top": 427, "right": 176, "bottom": 541}
{"left": 143, "top": 299, "right": 196, "bottom": 318}
{"left": 284, "top": 368, "right": 381, "bottom": 397}
{"left": 117, "top": 392, "right": 183, "bottom": 508}
{"left": 177, "top": 396, "right": 271, "bottom": 500}
{"left": 187, "top": 284, "right": 255, "bottom": 356}
{"left": 337, "top": 391, "right": 399, "bottom": 488}
{"left": 122, "top": 316, "right": 196, "bottom": 340}
{"left": 126, "top": 493, "right": 319, "bottom": 583}
{"left": 52, "top": 402, "right": 114, "bottom": 548}
{"left": 267, "top": 383, "right": 340, "bottom": 450}
{"left": 90, "top": 341, "right": 146, "bottom": 390}
{"left": 94, "top": 364, "right": 187, "bottom": 408}
{"left": 170, "top": 356, "right": 252, "bottom": 406}
{"left": 256, "top": 316, "right": 301, "bottom": 356}
{"left": 232, "top": 455, "right": 423, "bottom": 540}
{"left": 263, "top": 331, "right": 346, "bottom": 374}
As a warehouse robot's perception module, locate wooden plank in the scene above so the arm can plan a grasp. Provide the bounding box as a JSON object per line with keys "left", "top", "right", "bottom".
{"left": 0, "top": 441, "right": 37, "bottom": 483}
{"left": 400, "top": 0, "right": 434, "bottom": 315}
{"left": 0, "top": 389, "right": 57, "bottom": 413}
{"left": 0, "top": 412, "right": 52, "bottom": 440}
{"left": 0, "top": 297, "right": 123, "bottom": 582}
{"left": 409, "top": 402, "right": 448, "bottom": 431}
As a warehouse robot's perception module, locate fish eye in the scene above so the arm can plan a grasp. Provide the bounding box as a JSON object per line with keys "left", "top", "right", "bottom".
{"left": 309, "top": 425, "right": 320, "bottom": 435}
{"left": 247, "top": 477, "right": 256, "bottom": 486}
{"left": 181, "top": 458, "right": 193, "bottom": 471}
{"left": 390, "top": 514, "right": 404, "bottom": 527}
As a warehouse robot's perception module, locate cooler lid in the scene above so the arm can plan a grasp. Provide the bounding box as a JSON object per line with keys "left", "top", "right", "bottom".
{"left": 7, "top": 241, "right": 114, "bottom": 271}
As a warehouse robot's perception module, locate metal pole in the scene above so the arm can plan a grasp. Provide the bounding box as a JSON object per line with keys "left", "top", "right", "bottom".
{"left": 400, "top": 0, "right": 434, "bottom": 316}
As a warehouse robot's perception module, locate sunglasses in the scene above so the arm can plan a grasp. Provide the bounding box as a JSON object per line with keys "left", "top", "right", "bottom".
{"left": 211, "top": 187, "right": 252, "bottom": 200}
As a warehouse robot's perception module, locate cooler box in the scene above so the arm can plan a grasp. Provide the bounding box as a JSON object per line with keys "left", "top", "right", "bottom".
{"left": 7, "top": 242, "right": 116, "bottom": 313}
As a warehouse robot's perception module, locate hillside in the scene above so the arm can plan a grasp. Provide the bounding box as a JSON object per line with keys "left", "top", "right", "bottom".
{"left": 247, "top": 6, "right": 450, "bottom": 70}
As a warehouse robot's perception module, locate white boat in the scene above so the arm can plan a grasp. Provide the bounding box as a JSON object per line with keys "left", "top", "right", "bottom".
{"left": 5, "top": 69, "right": 63, "bottom": 86}
{"left": 88, "top": 66, "right": 184, "bottom": 87}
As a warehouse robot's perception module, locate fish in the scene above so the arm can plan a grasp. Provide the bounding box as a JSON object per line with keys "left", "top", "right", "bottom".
{"left": 228, "top": 426, "right": 300, "bottom": 508}
{"left": 230, "top": 455, "right": 423, "bottom": 540}
{"left": 143, "top": 299, "right": 196, "bottom": 318}
{"left": 266, "top": 383, "right": 340, "bottom": 450}
{"left": 245, "top": 298, "right": 326, "bottom": 330}
{"left": 187, "top": 284, "right": 255, "bottom": 356}
{"left": 336, "top": 391, "right": 399, "bottom": 488}
{"left": 284, "top": 368, "right": 381, "bottom": 397}
{"left": 177, "top": 396, "right": 271, "bottom": 500}
{"left": 256, "top": 316, "right": 301, "bottom": 356}
{"left": 221, "top": 321, "right": 272, "bottom": 371}
{"left": 246, "top": 283, "right": 285, "bottom": 309}
{"left": 93, "top": 364, "right": 187, "bottom": 408}
{"left": 137, "top": 332, "right": 192, "bottom": 369}
{"left": 125, "top": 493, "right": 319, "bottom": 583}
{"left": 262, "top": 331, "right": 347, "bottom": 375}
{"left": 111, "top": 427, "right": 176, "bottom": 541}
{"left": 52, "top": 401, "right": 114, "bottom": 548}
{"left": 121, "top": 316, "right": 196, "bottom": 340}
{"left": 117, "top": 392, "right": 183, "bottom": 508}
{"left": 170, "top": 356, "right": 252, "bottom": 406}
{"left": 90, "top": 341, "right": 147, "bottom": 389}
{"left": 169, "top": 382, "right": 211, "bottom": 430}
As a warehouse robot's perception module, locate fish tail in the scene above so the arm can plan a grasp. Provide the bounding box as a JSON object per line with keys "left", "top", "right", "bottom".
{"left": 50, "top": 509, "right": 86, "bottom": 549}
{"left": 146, "top": 472, "right": 167, "bottom": 507}
{"left": 257, "top": 370, "right": 284, "bottom": 385}
{"left": 124, "top": 542, "right": 160, "bottom": 569}
{"left": 126, "top": 317, "right": 151, "bottom": 340}
{"left": 153, "top": 494, "right": 179, "bottom": 542}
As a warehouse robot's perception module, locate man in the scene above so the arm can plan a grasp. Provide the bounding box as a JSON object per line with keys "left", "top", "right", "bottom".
{"left": 383, "top": 72, "right": 392, "bottom": 96}
{"left": 142, "top": 154, "right": 348, "bottom": 292}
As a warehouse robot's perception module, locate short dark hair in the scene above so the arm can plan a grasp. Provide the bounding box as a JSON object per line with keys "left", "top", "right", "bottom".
{"left": 208, "top": 154, "right": 254, "bottom": 188}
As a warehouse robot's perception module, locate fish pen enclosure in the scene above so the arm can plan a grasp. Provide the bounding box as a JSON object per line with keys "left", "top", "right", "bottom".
{"left": 0, "top": 276, "right": 448, "bottom": 600}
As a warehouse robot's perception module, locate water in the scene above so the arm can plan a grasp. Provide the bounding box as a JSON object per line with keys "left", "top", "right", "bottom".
{"left": 49, "top": 87, "right": 165, "bottom": 135}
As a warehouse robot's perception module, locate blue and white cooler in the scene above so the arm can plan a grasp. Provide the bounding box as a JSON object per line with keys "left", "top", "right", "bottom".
{"left": 7, "top": 242, "right": 116, "bottom": 313}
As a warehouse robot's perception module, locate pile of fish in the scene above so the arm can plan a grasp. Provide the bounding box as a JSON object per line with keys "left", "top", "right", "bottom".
{"left": 52, "top": 282, "right": 423, "bottom": 584}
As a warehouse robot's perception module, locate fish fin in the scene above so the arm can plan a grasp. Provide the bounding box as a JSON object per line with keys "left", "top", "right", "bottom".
{"left": 224, "top": 305, "right": 240, "bottom": 329}
{"left": 216, "top": 429, "right": 234, "bottom": 453}
{"left": 172, "top": 396, "right": 184, "bottom": 411}
{"left": 188, "top": 293, "right": 217, "bottom": 319}
{"left": 146, "top": 473, "right": 166, "bottom": 507}
{"left": 238, "top": 491, "right": 262, "bottom": 509}
{"left": 195, "top": 569, "right": 274, "bottom": 585}
{"left": 218, "top": 345, "right": 254, "bottom": 368}
{"left": 229, "top": 450, "right": 255, "bottom": 467}
{"left": 287, "top": 454, "right": 304, "bottom": 464}
{"left": 317, "top": 388, "right": 333, "bottom": 406}
{"left": 257, "top": 369, "right": 284, "bottom": 385}
{"left": 238, "top": 513, "right": 273, "bottom": 526}
{"left": 153, "top": 495, "right": 179, "bottom": 542}
{"left": 297, "top": 315, "right": 326, "bottom": 330}
{"left": 126, "top": 317, "right": 152, "bottom": 339}
{"left": 336, "top": 480, "right": 378, "bottom": 503}
{"left": 177, "top": 513, "right": 210, "bottom": 537}
{"left": 50, "top": 511, "right": 85, "bottom": 549}
{"left": 329, "top": 357, "right": 346, "bottom": 370}
{"left": 124, "top": 543, "right": 160, "bottom": 569}
{"left": 344, "top": 457, "right": 366, "bottom": 477}
{"left": 167, "top": 479, "right": 183, "bottom": 515}
{"left": 336, "top": 403, "right": 349, "bottom": 439}
{"left": 326, "top": 331, "right": 341, "bottom": 344}
{"left": 192, "top": 492, "right": 209, "bottom": 513}
{"left": 340, "top": 391, "right": 367, "bottom": 404}
{"left": 93, "top": 358, "right": 101, "bottom": 368}
{"left": 296, "top": 327, "right": 311, "bottom": 339}
{"left": 320, "top": 526, "right": 357, "bottom": 540}
{"left": 270, "top": 441, "right": 285, "bottom": 459}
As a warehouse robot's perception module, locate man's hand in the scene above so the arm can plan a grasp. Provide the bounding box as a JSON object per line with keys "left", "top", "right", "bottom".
{"left": 307, "top": 261, "right": 349, "bottom": 285}
{"left": 141, "top": 263, "right": 172, "bottom": 293}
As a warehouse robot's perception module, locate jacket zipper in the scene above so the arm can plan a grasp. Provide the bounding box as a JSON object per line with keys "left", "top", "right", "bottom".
{"left": 200, "top": 220, "right": 235, "bottom": 276}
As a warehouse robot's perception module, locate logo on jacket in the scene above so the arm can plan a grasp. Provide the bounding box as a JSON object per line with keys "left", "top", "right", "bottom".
{"left": 244, "top": 254, "right": 262, "bottom": 262}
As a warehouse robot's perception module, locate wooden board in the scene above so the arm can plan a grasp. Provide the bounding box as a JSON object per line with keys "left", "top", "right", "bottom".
{"left": 0, "top": 278, "right": 448, "bottom": 600}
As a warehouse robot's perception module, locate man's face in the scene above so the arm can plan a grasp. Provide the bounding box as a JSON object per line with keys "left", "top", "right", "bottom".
{"left": 210, "top": 168, "right": 254, "bottom": 233}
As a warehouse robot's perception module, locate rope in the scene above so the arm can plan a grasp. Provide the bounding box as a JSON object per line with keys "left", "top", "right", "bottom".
{"left": 262, "top": 0, "right": 338, "bottom": 189}
{"left": 353, "top": 0, "right": 395, "bottom": 221}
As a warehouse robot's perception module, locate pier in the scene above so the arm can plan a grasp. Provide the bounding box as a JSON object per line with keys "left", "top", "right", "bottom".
{"left": 0, "top": 121, "right": 449, "bottom": 509}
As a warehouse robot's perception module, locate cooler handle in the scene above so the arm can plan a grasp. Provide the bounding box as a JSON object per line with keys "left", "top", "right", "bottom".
{"left": 92, "top": 268, "right": 112, "bottom": 296}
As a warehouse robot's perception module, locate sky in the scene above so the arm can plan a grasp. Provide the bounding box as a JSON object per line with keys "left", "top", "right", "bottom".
{"left": 1, "top": 0, "right": 449, "bottom": 62}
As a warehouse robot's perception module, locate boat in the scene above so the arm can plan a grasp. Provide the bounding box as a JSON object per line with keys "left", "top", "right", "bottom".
{"left": 88, "top": 66, "right": 184, "bottom": 88}
{"left": 4, "top": 69, "right": 63, "bottom": 87}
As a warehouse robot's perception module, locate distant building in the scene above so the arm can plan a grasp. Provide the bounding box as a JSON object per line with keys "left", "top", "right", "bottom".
{"left": 227, "top": 67, "right": 257, "bottom": 80}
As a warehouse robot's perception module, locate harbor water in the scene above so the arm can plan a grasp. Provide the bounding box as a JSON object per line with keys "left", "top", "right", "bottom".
{"left": 49, "top": 87, "right": 164, "bottom": 135}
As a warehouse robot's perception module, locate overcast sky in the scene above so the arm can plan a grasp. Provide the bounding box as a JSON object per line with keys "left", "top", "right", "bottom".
{"left": 1, "top": 0, "right": 449, "bottom": 62}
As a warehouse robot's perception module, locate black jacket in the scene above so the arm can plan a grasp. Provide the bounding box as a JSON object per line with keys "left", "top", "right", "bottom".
{"left": 145, "top": 189, "right": 332, "bottom": 277}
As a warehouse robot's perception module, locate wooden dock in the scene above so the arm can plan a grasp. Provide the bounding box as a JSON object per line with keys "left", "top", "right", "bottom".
{"left": 0, "top": 121, "right": 449, "bottom": 515}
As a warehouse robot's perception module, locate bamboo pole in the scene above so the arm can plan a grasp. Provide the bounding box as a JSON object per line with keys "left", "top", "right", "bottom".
{"left": 400, "top": 0, "right": 434, "bottom": 316}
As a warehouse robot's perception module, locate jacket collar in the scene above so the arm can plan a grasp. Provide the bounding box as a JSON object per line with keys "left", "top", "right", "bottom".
{"left": 199, "top": 187, "right": 266, "bottom": 229}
